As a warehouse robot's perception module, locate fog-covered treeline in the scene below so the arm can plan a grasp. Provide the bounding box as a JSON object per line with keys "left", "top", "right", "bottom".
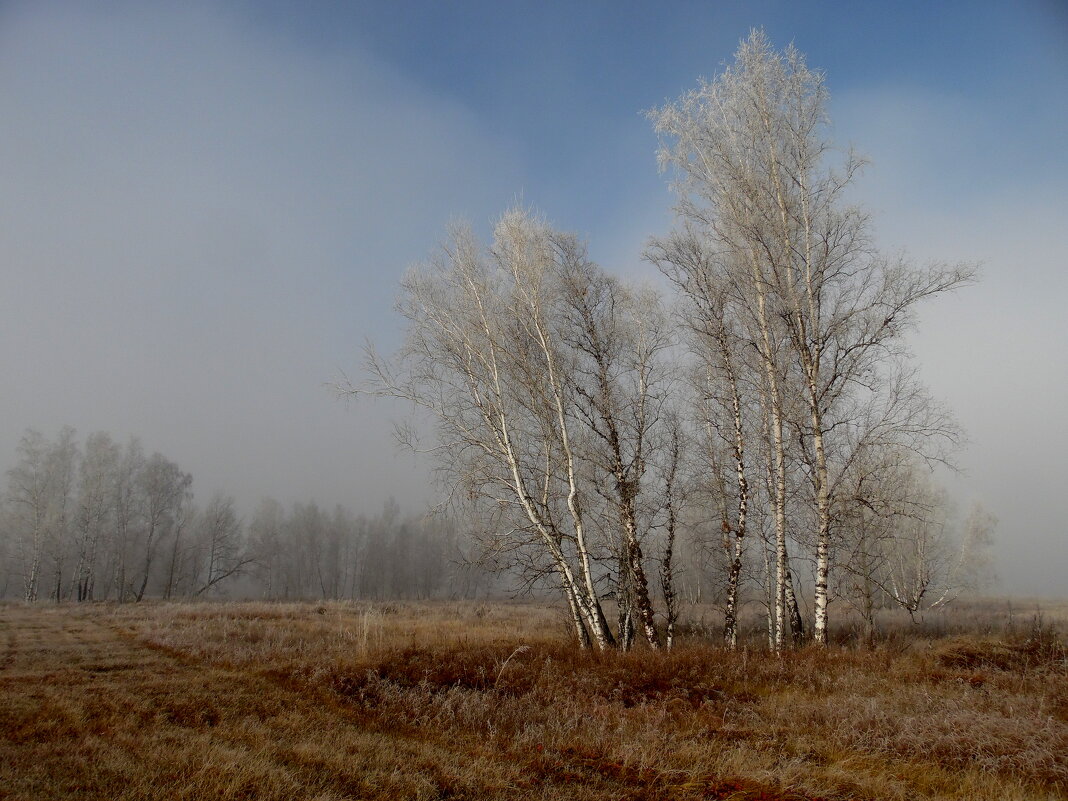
{"left": 0, "top": 427, "right": 203, "bottom": 602}
{"left": 0, "top": 427, "right": 499, "bottom": 602}
{"left": 242, "top": 496, "right": 502, "bottom": 600}
{"left": 356, "top": 32, "right": 995, "bottom": 651}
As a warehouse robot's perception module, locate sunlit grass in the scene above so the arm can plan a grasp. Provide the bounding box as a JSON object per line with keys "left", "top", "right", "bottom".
{"left": 1, "top": 599, "right": 1064, "bottom": 800}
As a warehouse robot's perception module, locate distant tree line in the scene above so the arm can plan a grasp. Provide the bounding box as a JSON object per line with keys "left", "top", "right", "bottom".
{"left": 354, "top": 31, "right": 995, "bottom": 651}
{"left": 0, "top": 427, "right": 499, "bottom": 602}
{"left": 242, "top": 496, "right": 503, "bottom": 600}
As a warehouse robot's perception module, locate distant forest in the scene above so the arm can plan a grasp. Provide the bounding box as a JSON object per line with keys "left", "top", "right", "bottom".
{"left": 0, "top": 426, "right": 504, "bottom": 603}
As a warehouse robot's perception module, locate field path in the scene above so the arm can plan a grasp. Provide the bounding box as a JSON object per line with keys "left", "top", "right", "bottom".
{"left": 3, "top": 604, "right": 802, "bottom": 801}
{"left": 0, "top": 604, "right": 549, "bottom": 801}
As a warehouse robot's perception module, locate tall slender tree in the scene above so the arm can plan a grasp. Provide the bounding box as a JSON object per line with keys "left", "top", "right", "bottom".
{"left": 650, "top": 30, "right": 975, "bottom": 646}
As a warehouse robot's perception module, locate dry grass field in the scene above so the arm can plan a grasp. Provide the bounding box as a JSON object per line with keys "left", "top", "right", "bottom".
{"left": 1, "top": 600, "right": 1065, "bottom": 801}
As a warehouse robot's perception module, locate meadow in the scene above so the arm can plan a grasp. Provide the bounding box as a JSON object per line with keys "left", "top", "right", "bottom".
{"left": 1, "top": 599, "right": 1065, "bottom": 800}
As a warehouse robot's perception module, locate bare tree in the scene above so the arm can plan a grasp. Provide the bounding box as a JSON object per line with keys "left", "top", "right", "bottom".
{"left": 0, "top": 427, "right": 265, "bottom": 602}
{"left": 657, "top": 419, "right": 684, "bottom": 649}
{"left": 247, "top": 497, "right": 286, "bottom": 598}
{"left": 356, "top": 209, "right": 683, "bottom": 649}
{"left": 6, "top": 430, "right": 52, "bottom": 602}
{"left": 556, "top": 255, "right": 677, "bottom": 649}
{"left": 193, "top": 493, "right": 248, "bottom": 597}
{"left": 41, "top": 427, "right": 78, "bottom": 602}
{"left": 2, "top": 428, "right": 80, "bottom": 602}
{"left": 650, "top": 30, "right": 975, "bottom": 646}
{"left": 357, "top": 211, "right": 623, "bottom": 648}
{"left": 649, "top": 233, "right": 755, "bottom": 649}
{"left": 881, "top": 469, "right": 994, "bottom": 619}
{"left": 133, "top": 453, "right": 192, "bottom": 601}
{"left": 110, "top": 438, "right": 144, "bottom": 602}
{"left": 71, "top": 432, "right": 119, "bottom": 601}
{"left": 161, "top": 494, "right": 194, "bottom": 600}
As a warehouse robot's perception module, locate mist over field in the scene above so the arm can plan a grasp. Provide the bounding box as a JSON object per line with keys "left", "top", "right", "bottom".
{"left": 1, "top": 0, "right": 1065, "bottom": 597}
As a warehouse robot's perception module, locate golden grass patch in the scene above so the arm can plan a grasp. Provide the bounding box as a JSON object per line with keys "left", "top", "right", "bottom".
{"left": 0, "top": 600, "right": 1064, "bottom": 800}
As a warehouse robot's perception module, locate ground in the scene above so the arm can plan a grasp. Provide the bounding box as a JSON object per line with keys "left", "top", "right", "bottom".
{"left": 0, "top": 600, "right": 1065, "bottom": 800}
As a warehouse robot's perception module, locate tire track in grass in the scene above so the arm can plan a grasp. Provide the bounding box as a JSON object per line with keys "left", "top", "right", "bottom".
{"left": 0, "top": 606, "right": 842, "bottom": 801}
{"left": 0, "top": 606, "right": 571, "bottom": 800}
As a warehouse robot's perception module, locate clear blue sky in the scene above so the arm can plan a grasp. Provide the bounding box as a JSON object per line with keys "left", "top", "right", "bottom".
{"left": 0, "top": 1, "right": 1065, "bottom": 593}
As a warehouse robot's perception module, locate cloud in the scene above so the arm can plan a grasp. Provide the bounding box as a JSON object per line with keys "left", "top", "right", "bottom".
{"left": 0, "top": 2, "right": 523, "bottom": 511}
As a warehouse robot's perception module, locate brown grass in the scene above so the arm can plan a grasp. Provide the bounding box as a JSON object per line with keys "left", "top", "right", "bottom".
{"left": 1, "top": 600, "right": 1065, "bottom": 800}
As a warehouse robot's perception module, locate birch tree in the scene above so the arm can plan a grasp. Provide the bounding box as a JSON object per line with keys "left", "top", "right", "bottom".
{"left": 649, "top": 232, "right": 753, "bottom": 648}
{"left": 359, "top": 211, "right": 618, "bottom": 648}
{"left": 133, "top": 453, "right": 192, "bottom": 601}
{"left": 357, "top": 208, "right": 684, "bottom": 648}
{"left": 247, "top": 497, "right": 286, "bottom": 599}
{"left": 193, "top": 493, "right": 247, "bottom": 596}
{"left": 650, "top": 30, "right": 975, "bottom": 646}
{"left": 6, "top": 430, "right": 52, "bottom": 602}
{"left": 41, "top": 427, "right": 78, "bottom": 602}
{"left": 161, "top": 495, "right": 194, "bottom": 599}
{"left": 0, "top": 427, "right": 271, "bottom": 602}
{"left": 556, "top": 254, "right": 676, "bottom": 649}
{"left": 2, "top": 429, "right": 80, "bottom": 602}
{"left": 878, "top": 468, "right": 994, "bottom": 619}
{"left": 110, "top": 438, "right": 144, "bottom": 602}
{"left": 71, "top": 432, "right": 119, "bottom": 601}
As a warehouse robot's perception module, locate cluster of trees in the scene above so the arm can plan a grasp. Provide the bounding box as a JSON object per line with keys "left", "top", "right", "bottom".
{"left": 359, "top": 32, "right": 992, "bottom": 651}
{"left": 243, "top": 497, "right": 502, "bottom": 600}
{"left": 0, "top": 427, "right": 231, "bottom": 602}
{"left": 831, "top": 472, "right": 994, "bottom": 644}
{"left": 1, "top": 428, "right": 497, "bottom": 603}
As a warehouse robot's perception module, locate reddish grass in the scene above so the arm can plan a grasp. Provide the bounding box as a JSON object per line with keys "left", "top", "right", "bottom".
{"left": 1, "top": 600, "right": 1065, "bottom": 800}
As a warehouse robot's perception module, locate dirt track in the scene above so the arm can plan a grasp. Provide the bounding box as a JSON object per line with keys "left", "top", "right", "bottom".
{"left": 0, "top": 605, "right": 505, "bottom": 801}
{"left": 3, "top": 605, "right": 769, "bottom": 801}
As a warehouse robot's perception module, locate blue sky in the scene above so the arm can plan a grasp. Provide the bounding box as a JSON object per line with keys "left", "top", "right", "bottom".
{"left": 0, "top": 1, "right": 1065, "bottom": 593}
{"left": 250, "top": 0, "right": 1068, "bottom": 260}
